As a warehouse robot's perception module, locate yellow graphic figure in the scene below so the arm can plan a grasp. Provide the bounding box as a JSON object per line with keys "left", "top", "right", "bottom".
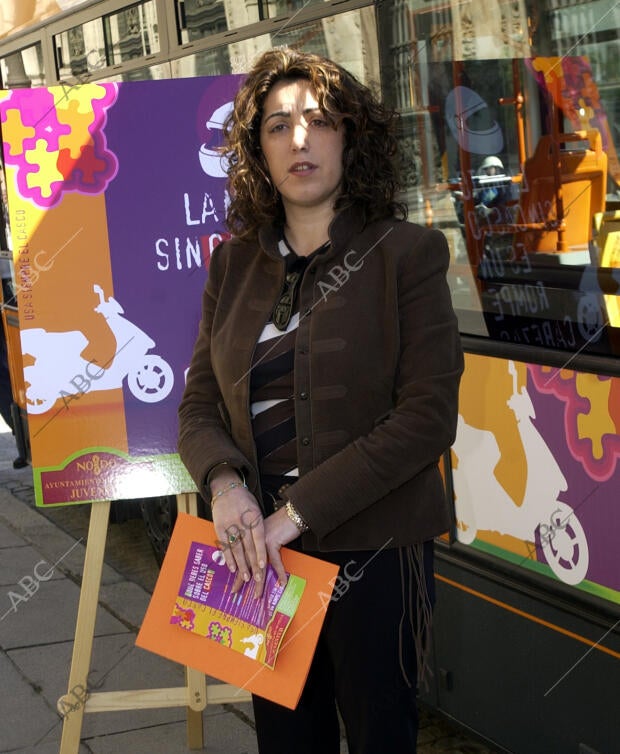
{"left": 53, "top": 82, "right": 109, "bottom": 115}
{"left": 576, "top": 372, "right": 616, "bottom": 460}
{"left": 24, "top": 139, "right": 65, "bottom": 198}
{"left": 56, "top": 99, "right": 96, "bottom": 160}
{"left": 2, "top": 108, "right": 35, "bottom": 156}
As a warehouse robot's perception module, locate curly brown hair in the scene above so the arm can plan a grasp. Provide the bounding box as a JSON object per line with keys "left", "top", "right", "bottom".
{"left": 224, "top": 48, "right": 406, "bottom": 239}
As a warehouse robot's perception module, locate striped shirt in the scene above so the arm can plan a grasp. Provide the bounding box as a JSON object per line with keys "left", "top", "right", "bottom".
{"left": 249, "top": 236, "right": 328, "bottom": 511}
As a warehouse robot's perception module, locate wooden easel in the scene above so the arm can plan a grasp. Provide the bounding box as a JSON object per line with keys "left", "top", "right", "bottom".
{"left": 59, "top": 491, "right": 252, "bottom": 753}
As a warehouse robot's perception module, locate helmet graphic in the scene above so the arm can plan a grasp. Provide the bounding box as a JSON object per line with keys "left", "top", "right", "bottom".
{"left": 445, "top": 86, "right": 504, "bottom": 155}
{"left": 199, "top": 101, "right": 234, "bottom": 178}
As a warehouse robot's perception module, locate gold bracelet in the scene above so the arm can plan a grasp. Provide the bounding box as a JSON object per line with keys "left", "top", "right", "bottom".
{"left": 210, "top": 480, "right": 247, "bottom": 510}
{"left": 285, "top": 500, "right": 309, "bottom": 533}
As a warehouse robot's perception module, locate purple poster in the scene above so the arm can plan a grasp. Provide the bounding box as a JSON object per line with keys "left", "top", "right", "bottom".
{"left": 104, "top": 76, "right": 239, "bottom": 458}
{"left": 0, "top": 75, "right": 242, "bottom": 505}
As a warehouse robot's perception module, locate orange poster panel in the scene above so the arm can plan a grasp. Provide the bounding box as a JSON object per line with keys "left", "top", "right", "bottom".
{"left": 137, "top": 514, "right": 339, "bottom": 709}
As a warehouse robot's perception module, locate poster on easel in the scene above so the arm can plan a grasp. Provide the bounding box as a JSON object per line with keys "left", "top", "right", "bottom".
{"left": 0, "top": 74, "right": 243, "bottom": 506}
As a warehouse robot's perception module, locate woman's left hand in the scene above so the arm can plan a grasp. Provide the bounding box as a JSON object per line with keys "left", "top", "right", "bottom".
{"left": 263, "top": 507, "right": 303, "bottom": 588}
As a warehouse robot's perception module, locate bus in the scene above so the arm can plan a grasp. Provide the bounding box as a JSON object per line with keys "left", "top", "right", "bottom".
{"left": 0, "top": 2, "right": 618, "bottom": 751}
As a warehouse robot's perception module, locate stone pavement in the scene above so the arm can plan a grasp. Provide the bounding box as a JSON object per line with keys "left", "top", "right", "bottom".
{"left": 0, "top": 424, "right": 497, "bottom": 754}
{"left": 0, "top": 424, "right": 263, "bottom": 754}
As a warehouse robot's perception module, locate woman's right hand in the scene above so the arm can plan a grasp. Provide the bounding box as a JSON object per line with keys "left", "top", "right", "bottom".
{"left": 209, "top": 468, "right": 267, "bottom": 598}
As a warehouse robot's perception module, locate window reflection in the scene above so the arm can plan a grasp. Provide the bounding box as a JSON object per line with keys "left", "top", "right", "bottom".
{"left": 103, "top": 62, "right": 171, "bottom": 83}
{"left": 176, "top": 0, "right": 331, "bottom": 43}
{"left": 0, "top": 45, "right": 45, "bottom": 88}
{"left": 265, "top": 0, "right": 327, "bottom": 17}
{"left": 54, "top": 1, "right": 159, "bottom": 81}
{"left": 173, "top": 6, "right": 379, "bottom": 86}
{"left": 178, "top": 0, "right": 258, "bottom": 44}
{"left": 106, "top": 2, "right": 159, "bottom": 65}
{"left": 378, "top": 0, "right": 620, "bottom": 354}
{"left": 173, "top": 45, "right": 232, "bottom": 78}
{"left": 56, "top": 19, "right": 105, "bottom": 79}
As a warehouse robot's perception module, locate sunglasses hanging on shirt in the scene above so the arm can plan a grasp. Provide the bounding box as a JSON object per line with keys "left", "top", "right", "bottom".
{"left": 272, "top": 237, "right": 330, "bottom": 331}
{"left": 272, "top": 270, "right": 301, "bottom": 331}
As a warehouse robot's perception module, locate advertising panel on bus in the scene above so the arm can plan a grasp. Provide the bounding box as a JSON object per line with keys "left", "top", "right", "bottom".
{"left": 453, "top": 351, "right": 620, "bottom": 606}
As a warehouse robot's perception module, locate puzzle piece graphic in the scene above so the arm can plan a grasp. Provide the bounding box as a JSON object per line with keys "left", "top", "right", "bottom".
{"left": 58, "top": 144, "right": 107, "bottom": 185}
{"left": 575, "top": 373, "right": 615, "bottom": 461}
{"left": 1, "top": 83, "right": 118, "bottom": 207}
{"left": 24, "top": 139, "right": 64, "bottom": 199}
{"left": 57, "top": 100, "right": 96, "bottom": 160}
{"left": 74, "top": 144, "right": 108, "bottom": 184}
{"left": 530, "top": 365, "right": 620, "bottom": 481}
{"left": 53, "top": 82, "right": 109, "bottom": 115}
{"left": 1, "top": 108, "right": 36, "bottom": 157}
{"left": 7, "top": 88, "right": 71, "bottom": 153}
{"left": 56, "top": 148, "right": 79, "bottom": 183}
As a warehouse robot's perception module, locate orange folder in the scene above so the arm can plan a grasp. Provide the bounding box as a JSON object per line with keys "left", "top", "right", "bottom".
{"left": 136, "top": 513, "right": 340, "bottom": 709}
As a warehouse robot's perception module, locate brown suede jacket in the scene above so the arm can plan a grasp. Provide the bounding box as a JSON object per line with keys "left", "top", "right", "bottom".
{"left": 178, "top": 205, "right": 464, "bottom": 551}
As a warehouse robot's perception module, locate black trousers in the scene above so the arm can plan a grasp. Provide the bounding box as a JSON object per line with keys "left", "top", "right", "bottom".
{"left": 252, "top": 543, "right": 434, "bottom": 754}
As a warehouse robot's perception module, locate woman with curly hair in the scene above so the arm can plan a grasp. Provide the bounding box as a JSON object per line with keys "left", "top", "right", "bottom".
{"left": 179, "top": 48, "right": 463, "bottom": 754}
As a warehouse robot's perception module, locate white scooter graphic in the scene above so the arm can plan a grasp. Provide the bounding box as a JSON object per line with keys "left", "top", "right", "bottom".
{"left": 453, "top": 360, "right": 589, "bottom": 586}
{"left": 22, "top": 284, "right": 174, "bottom": 414}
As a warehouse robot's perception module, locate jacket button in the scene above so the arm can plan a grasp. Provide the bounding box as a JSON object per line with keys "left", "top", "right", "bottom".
{"left": 300, "top": 391, "right": 308, "bottom": 400}
{"left": 301, "top": 436, "right": 310, "bottom": 446}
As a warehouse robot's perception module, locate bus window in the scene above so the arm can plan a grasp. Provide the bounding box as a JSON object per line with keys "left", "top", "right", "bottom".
{"left": 377, "top": 0, "right": 620, "bottom": 357}
{"left": 175, "top": 0, "right": 235, "bottom": 46}
{"left": 54, "top": 1, "right": 160, "bottom": 81}
{"left": 0, "top": 44, "right": 45, "bottom": 88}
{"left": 174, "top": 0, "right": 332, "bottom": 46}
{"left": 172, "top": 5, "right": 379, "bottom": 83}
